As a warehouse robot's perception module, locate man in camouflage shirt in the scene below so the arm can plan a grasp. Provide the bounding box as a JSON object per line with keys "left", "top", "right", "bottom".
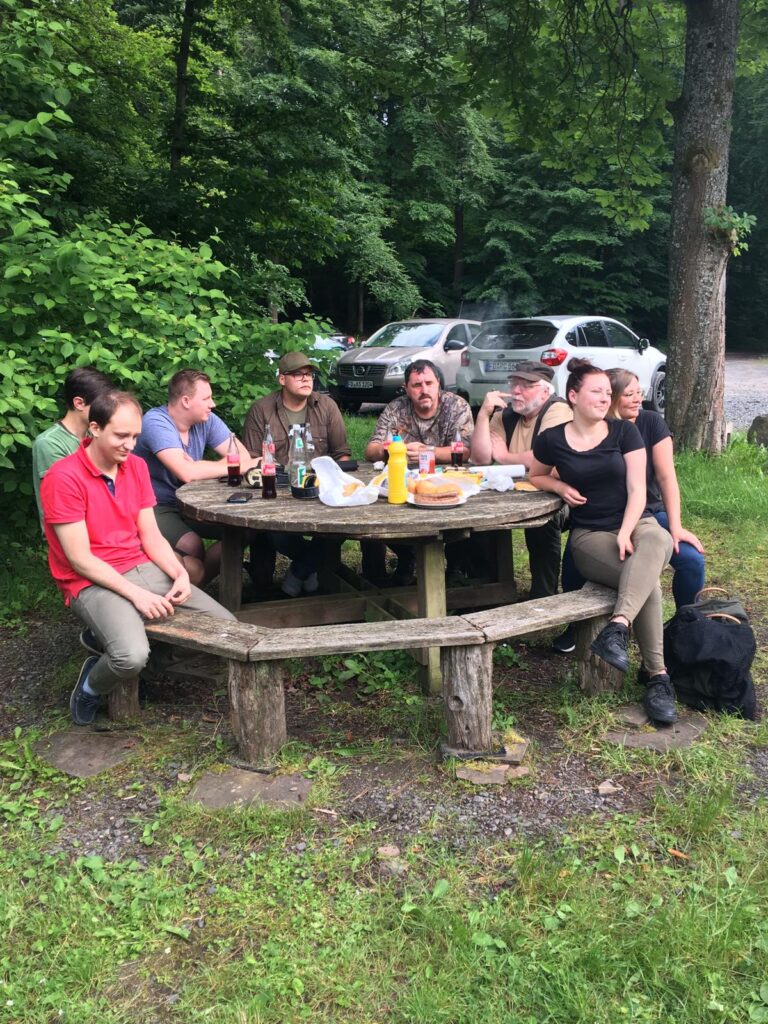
{"left": 365, "top": 360, "right": 473, "bottom": 464}
{"left": 364, "top": 360, "right": 474, "bottom": 585}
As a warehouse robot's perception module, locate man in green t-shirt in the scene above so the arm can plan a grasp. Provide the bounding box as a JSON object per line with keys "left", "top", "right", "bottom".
{"left": 32, "top": 367, "right": 115, "bottom": 526}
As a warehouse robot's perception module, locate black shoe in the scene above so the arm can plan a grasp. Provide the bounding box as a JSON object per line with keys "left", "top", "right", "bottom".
{"left": 590, "top": 621, "right": 630, "bottom": 673}
{"left": 79, "top": 627, "right": 103, "bottom": 656}
{"left": 552, "top": 625, "right": 576, "bottom": 654}
{"left": 644, "top": 673, "right": 677, "bottom": 725}
{"left": 70, "top": 656, "right": 102, "bottom": 725}
{"left": 637, "top": 663, "right": 650, "bottom": 687}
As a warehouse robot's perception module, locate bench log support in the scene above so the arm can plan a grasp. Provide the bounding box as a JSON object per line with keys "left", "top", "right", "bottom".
{"left": 573, "top": 614, "right": 625, "bottom": 696}
{"left": 441, "top": 643, "right": 495, "bottom": 754}
{"left": 107, "top": 677, "right": 140, "bottom": 721}
{"left": 229, "top": 659, "right": 288, "bottom": 764}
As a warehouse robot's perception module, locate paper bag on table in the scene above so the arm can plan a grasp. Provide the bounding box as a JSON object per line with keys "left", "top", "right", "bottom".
{"left": 311, "top": 456, "right": 384, "bottom": 507}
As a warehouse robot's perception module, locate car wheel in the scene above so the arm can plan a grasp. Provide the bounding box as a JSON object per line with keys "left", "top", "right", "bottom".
{"left": 647, "top": 370, "right": 665, "bottom": 414}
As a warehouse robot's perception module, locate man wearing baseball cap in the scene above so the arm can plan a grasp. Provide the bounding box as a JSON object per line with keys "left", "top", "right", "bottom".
{"left": 470, "top": 360, "right": 573, "bottom": 602}
{"left": 243, "top": 350, "right": 351, "bottom": 596}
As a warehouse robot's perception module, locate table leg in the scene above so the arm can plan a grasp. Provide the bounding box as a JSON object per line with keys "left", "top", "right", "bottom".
{"left": 416, "top": 538, "right": 446, "bottom": 695}
{"left": 220, "top": 527, "right": 246, "bottom": 613}
{"left": 490, "top": 528, "right": 515, "bottom": 592}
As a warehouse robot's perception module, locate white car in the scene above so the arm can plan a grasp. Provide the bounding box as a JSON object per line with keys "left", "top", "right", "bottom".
{"left": 455, "top": 315, "right": 667, "bottom": 412}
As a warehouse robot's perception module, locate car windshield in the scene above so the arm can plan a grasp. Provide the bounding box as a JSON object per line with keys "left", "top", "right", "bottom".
{"left": 363, "top": 323, "right": 443, "bottom": 348}
{"left": 471, "top": 321, "right": 558, "bottom": 351}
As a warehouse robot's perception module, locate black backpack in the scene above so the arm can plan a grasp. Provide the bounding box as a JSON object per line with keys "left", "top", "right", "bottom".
{"left": 663, "top": 589, "right": 758, "bottom": 719}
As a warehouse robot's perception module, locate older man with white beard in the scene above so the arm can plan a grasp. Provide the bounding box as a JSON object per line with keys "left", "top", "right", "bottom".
{"left": 470, "top": 361, "right": 573, "bottom": 600}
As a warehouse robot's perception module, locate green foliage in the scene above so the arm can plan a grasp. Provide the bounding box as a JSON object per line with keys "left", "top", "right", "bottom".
{"left": 704, "top": 204, "right": 757, "bottom": 256}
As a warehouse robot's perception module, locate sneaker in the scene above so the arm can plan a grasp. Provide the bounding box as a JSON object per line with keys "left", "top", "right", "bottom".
{"left": 70, "top": 656, "right": 102, "bottom": 726}
{"left": 280, "top": 568, "right": 303, "bottom": 598}
{"left": 644, "top": 673, "right": 677, "bottom": 725}
{"left": 302, "top": 572, "right": 319, "bottom": 595}
{"left": 552, "top": 625, "right": 576, "bottom": 654}
{"left": 79, "top": 627, "right": 103, "bottom": 656}
{"left": 590, "top": 620, "right": 630, "bottom": 673}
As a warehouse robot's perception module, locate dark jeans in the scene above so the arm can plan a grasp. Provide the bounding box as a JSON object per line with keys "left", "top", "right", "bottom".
{"left": 561, "top": 509, "right": 706, "bottom": 609}
{"left": 269, "top": 531, "right": 323, "bottom": 580}
{"left": 524, "top": 510, "right": 566, "bottom": 599}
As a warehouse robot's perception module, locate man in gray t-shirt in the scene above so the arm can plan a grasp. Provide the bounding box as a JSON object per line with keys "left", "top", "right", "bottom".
{"left": 32, "top": 367, "right": 114, "bottom": 528}
{"left": 134, "top": 369, "right": 258, "bottom": 587}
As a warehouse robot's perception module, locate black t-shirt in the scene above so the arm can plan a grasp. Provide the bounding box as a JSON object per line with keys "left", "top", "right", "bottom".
{"left": 533, "top": 418, "right": 645, "bottom": 531}
{"left": 634, "top": 409, "right": 672, "bottom": 514}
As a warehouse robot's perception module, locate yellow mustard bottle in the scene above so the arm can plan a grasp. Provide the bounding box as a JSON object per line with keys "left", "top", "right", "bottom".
{"left": 387, "top": 435, "right": 408, "bottom": 504}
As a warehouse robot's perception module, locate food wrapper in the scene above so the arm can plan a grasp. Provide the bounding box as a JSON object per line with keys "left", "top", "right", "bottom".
{"left": 311, "top": 456, "right": 385, "bottom": 507}
{"left": 478, "top": 465, "right": 526, "bottom": 492}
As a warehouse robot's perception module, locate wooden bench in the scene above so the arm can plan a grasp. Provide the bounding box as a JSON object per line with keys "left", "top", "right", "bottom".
{"left": 107, "top": 582, "right": 620, "bottom": 763}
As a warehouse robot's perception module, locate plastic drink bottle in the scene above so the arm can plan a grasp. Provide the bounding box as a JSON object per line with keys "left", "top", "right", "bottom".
{"left": 289, "top": 426, "right": 307, "bottom": 488}
{"left": 263, "top": 423, "right": 275, "bottom": 461}
{"left": 226, "top": 433, "right": 241, "bottom": 486}
{"left": 262, "top": 450, "right": 277, "bottom": 499}
{"left": 387, "top": 435, "right": 408, "bottom": 504}
{"left": 451, "top": 429, "right": 464, "bottom": 467}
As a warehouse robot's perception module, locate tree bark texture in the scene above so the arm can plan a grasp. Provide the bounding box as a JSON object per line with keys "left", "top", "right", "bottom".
{"left": 170, "top": 0, "right": 197, "bottom": 173}
{"left": 228, "top": 660, "right": 287, "bottom": 764}
{"left": 666, "top": 0, "right": 739, "bottom": 452}
{"left": 107, "top": 677, "right": 140, "bottom": 721}
{"left": 441, "top": 643, "right": 494, "bottom": 753}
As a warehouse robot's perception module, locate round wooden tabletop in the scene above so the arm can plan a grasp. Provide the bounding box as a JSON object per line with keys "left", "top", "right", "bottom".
{"left": 176, "top": 471, "right": 563, "bottom": 540}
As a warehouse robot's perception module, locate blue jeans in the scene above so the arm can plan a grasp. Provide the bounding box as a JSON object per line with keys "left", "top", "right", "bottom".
{"left": 561, "top": 510, "right": 705, "bottom": 610}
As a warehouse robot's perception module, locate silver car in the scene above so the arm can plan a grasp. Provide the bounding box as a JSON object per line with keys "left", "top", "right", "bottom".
{"left": 330, "top": 318, "right": 481, "bottom": 411}
{"left": 455, "top": 315, "right": 667, "bottom": 412}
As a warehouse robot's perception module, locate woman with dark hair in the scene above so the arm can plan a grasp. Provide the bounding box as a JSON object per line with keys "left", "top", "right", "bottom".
{"left": 529, "top": 358, "right": 676, "bottom": 724}
{"left": 607, "top": 368, "right": 705, "bottom": 608}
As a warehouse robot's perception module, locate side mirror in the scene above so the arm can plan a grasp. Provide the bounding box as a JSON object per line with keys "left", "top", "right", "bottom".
{"left": 444, "top": 339, "right": 466, "bottom": 352}
{"left": 638, "top": 337, "right": 649, "bottom": 353}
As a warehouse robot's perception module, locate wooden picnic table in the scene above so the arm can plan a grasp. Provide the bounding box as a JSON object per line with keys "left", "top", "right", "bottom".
{"left": 176, "top": 472, "right": 562, "bottom": 691}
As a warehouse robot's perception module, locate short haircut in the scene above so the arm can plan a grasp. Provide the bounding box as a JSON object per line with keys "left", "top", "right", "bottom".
{"left": 404, "top": 359, "right": 444, "bottom": 388}
{"left": 63, "top": 367, "right": 114, "bottom": 410}
{"left": 564, "top": 357, "right": 609, "bottom": 407}
{"left": 168, "top": 369, "right": 210, "bottom": 404}
{"left": 88, "top": 391, "right": 142, "bottom": 429}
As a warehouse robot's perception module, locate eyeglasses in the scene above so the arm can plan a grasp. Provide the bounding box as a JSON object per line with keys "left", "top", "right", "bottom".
{"left": 285, "top": 370, "right": 316, "bottom": 380}
{"left": 508, "top": 379, "right": 540, "bottom": 390}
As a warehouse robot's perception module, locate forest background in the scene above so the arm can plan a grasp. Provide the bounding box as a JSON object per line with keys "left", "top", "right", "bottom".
{"left": 1, "top": 0, "right": 767, "bottom": 526}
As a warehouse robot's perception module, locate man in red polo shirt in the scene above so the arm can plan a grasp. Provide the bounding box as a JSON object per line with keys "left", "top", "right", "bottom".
{"left": 41, "top": 391, "right": 234, "bottom": 725}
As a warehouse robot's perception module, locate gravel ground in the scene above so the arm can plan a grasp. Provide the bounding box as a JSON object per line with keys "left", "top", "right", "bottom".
{"left": 725, "top": 353, "right": 768, "bottom": 429}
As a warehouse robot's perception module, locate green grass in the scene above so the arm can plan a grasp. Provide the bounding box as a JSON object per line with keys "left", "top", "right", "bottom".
{"left": 343, "top": 412, "right": 378, "bottom": 461}
{"left": 2, "top": 433, "right": 768, "bottom": 1023}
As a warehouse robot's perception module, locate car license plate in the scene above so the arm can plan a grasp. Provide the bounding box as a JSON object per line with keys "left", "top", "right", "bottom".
{"left": 485, "top": 360, "right": 519, "bottom": 373}
{"left": 346, "top": 380, "right": 374, "bottom": 389}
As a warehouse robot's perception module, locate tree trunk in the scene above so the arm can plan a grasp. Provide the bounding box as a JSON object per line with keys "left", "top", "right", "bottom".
{"left": 170, "top": 0, "right": 198, "bottom": 173}
{"left": 666, "top": 0, "right": 739, "bottom": 452}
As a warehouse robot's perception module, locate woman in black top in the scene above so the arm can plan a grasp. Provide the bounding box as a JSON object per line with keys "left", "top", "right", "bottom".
{"left": 530, "top": 358, "right": 676, "bottom": 724}
{"left": 607, "top": 368, "right": 705, "bottom": 608}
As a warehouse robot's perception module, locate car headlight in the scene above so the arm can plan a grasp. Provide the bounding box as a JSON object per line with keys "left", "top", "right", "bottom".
{"left": 385, "top": 357, "right": 413, "bottom": 377}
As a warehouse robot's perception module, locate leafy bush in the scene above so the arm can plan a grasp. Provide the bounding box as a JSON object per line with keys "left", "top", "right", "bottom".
{"left": 0, "top": 0, "right": 324, "bottom": 532}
